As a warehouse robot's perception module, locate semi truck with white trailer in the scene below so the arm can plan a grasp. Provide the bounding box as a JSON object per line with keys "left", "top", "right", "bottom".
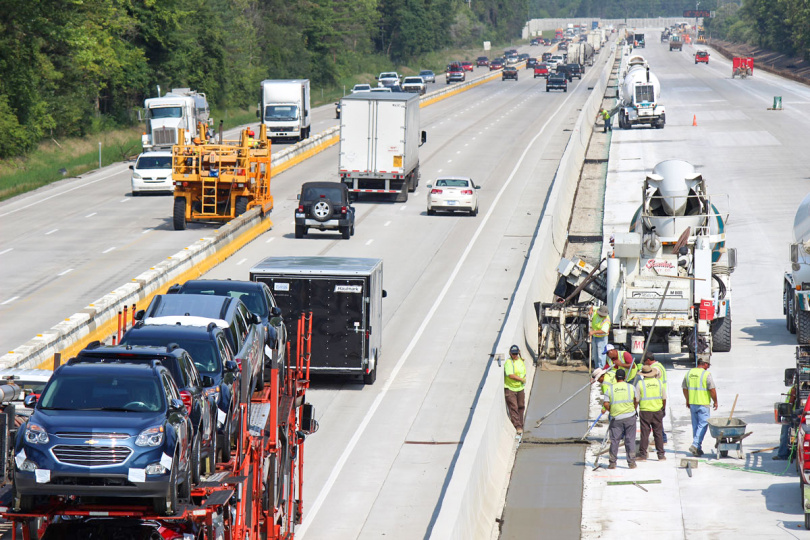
{"left": 142, "top": 88, "right": 209, "bottom": 150}
{"left": 257, "top": 79, "right": 312, "bottom": 141}
{"left": 617, "top": 55, "right": 665, "bottom": 129}
{"left": 784, "top": 193, "right": 810, "bottom": 342}
{"left": 250, "top": 256, "right": 386, "bottom": 384}
{"left": 337, "top": 92, "right": 426, "bottom": 202}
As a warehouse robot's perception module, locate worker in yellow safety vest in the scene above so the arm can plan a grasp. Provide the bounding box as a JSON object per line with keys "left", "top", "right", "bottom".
{"left": 605, "top": 345, "right": 638, "bottom": 383}
{"left": 682, "top": 359, "right": 718, "bottom": 456}
{"left": 601, "top": 368, "right": 639, "bottom": 469}
{"left": 636, "top": 365, "right": 667, "bottom": 461}
{"left": 589, "top": 305, "right": 611, "bottom": 366}
{"left": 643, "top": 352, "right": 668, "bottom": 444}
{"left": 504, "top": 344, "right": 527, "bottom": 436}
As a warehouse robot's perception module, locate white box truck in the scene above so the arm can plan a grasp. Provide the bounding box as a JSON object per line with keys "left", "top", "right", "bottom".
{"left": 142, "top": 88, "right": 209, "bottom": 150}
{"left": 338, "top": 92, "right": 426, "bottom": 202}
{"left": 257, "top": 79, "right": 311, "bottom": 141}
{"left": 250, "top": 256, "right": 386, "bottom": 384}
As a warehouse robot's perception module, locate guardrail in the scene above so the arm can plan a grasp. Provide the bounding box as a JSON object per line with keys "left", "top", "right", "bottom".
{"left": 428, "top": 40, "right": 619, "bottom": 539}
{"left": 0, "top": 64, "right": 512, "bottom": 371}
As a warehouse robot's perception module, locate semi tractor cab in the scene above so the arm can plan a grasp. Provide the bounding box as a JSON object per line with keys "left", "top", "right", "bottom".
{"left": 142, "top": 89, "right": 209, "bottom": 150}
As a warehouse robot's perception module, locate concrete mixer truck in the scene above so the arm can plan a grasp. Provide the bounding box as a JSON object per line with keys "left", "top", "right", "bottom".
{"left": 783, "top": 193, "right": 810, "bottom": 342}
{"left": 617, "top": 55, "right": 665, "bottom": 129}
{"left": 606, "top": 160, "right": 736, "bottom": 360}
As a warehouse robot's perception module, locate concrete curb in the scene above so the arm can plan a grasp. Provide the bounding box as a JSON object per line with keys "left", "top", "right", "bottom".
{"left": 428, "top": 41, "right": 620, "bottom": 540}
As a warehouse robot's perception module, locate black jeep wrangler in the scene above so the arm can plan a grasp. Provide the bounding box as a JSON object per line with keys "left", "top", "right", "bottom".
{"left": 295, "top": 181, "right": 356, "bottom": 239}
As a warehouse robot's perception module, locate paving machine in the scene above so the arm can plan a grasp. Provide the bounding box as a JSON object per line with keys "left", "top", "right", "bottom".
{"left": 171, "top": 126, "right": 274, "bottom": 230}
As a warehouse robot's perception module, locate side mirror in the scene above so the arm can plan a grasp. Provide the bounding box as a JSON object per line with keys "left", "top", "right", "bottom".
{"left": 475, "top": 184, "right": 481, "bottom": 189}
{"left": 253, "top": 313, "right": 262, "bottom": 325}
{"left": 296, "top": 194, "right": 300, "bottom": 200}
{"left": 727, "top": 247, "right": 737, "bottom": 273}
{"left": 382, "top": 289, "right": 388, "bottom": 298}
{"left": 169, "top": 398, "right": 186, "bottom": 413}
{"left": 791, "top": 244, "right": 800, "bottom": 265}
{"left": 270, "top": 306, "right": 282, "bottom": 318}
{"left": 24, "top": 394, "right": 38, "bottom": 408}
{"left": 301, "top": 403, "right": 318, "bottom": 434}
{"left": 786, "top": 368, "right": 797, "bottom": 387}
{"left": 426, "top": 184, "right": 432, "bottom": 189}
{"left": 134, "top": 310, "right": 145, "bottom": 321}
{"left": 255, "top": 110, "right": 260, "bottom": 118}
{"left": 202, "top": 375, "right": 216, "bottom": 388}
{"left": 224, "top": 360, "right": 239, "bottom": 372}
{"left": 166, "top": 283, "right": 181, "bottom": 294}
{"left": 129, "top": 165, "right": 134, "bottom": 170}
{"left": 421, "top": 131, "right": 427, "bottom": 145}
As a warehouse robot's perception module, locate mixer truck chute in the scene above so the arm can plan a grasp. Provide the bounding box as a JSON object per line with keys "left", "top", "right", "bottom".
{"left": 784, "top": 193, "right": 810, "bottom": 342}
{"left": 606, "top": 161, "right": 736, "bottom": 359}
{"left": 617, "top": 55, "right": 665, "bottom": 130}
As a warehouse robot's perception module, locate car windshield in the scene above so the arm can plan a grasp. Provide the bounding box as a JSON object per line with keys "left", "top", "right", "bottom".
{"left": 39, "top": 375, "right": 164, "bottom": 412}
{"left": 303, "top": 186, "right": 344, "bottom": 204}
{"left": 404, "top": 78, "right": 422, "bottom": 84}
{"left": 149, "top": 107, "right": 183, "bottom": 119}
{"left": 135, "top": 156, "right": 172, "bottom": 170}
{"left": 122, "top": 337, "right": 222, "bottom": 375}
{"left": 179, "top": 284, "right": 267, "bottom": 317}
{"left": 353, "top": 85, "right": 371, "bottom": 91}
{"left": 380, "top": 73, "right": 397, "bottom": 79}
{"left": 419, "top": 71, "right": 432, "bottom": 76}
{"left": 264, "top": 105, "right": 298, "bottom": 121}
{"left": 435, "top": 178, "right": 470, "bottom": 187}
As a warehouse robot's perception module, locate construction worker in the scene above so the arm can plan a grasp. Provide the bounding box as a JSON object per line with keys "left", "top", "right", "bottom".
{"left": 504, "top": 345, "right": 527, "bottom": 436}
{"left": 643, "top": 352, "right": 668, "bottom": 443}
{"left": 774, "top": 383, "right": 798, "bottom": 460}
{"left": 605, "top": 345, "right": 638, "bottom": 383}
{"left": 682, "top": 358, "right": 718, "bottom": 457}
{"left": 247, "top": 128, "right": 256, "bottom": 148}
{"left": 601, "top": 368, "right": 639, "bottom": 469}
{"left": 589, "top": 305, "right": 611, "bottom": 366}
{"left": 636, "top": 365, "right": 666, "bottom": 461}
{"left": 600, "top": 108, "right": 612, "bottom": 133}
{"left": 592, "top": 366, "right": 615, "bottom": 397}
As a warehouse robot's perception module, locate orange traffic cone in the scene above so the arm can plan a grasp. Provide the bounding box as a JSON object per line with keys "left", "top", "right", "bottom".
{"left": 692, "top": 114, "right": 697, "bottom": 126}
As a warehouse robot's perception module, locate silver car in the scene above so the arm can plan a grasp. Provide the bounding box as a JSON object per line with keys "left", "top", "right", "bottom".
{"left": 426, "top": 176, "right": 480, "bottom": 216}
{"left": 419, "top": 70, "right": 436, "bottom": 83}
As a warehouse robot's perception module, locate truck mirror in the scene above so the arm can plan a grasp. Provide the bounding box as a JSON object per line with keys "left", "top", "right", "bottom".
{"left": 421, "top": 131, "right": 427, "bottom": 145}
{"left": 785, "top": 368, "right": 797, "bottom": 387}
{"left": 256, "top": 109, "right": 260, "bottom": 118}
{"left": 791, "top": 244, "right": 800, "bottom": 265}
{"left": 727, "top": 248, "right": 737, "bottom": 273}
{"left": 382, "top": 290, "right": 388, "bottom": 298}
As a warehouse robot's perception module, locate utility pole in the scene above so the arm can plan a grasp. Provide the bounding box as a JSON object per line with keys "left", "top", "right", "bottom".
{"left": 695, "top": 1, "right": 700, "bottom": 43}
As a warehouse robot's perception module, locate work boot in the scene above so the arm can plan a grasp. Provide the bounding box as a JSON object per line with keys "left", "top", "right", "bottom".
{"left": 628, "top": 462, "right": 637, "bottom": 469}
{"left": 696, "top": 448, "right": 705, "bottom": 457}
{"left": 773, "top": 455, "right": 788, "bottom": 461}
{"left": 607, "top": 462, "right": 616, "bottom": 469}
{"left": 689, "top": 445, "right": 699, "bottom": 456}
{"left": 658, "top": 455, "right": 667, "bottom": 461}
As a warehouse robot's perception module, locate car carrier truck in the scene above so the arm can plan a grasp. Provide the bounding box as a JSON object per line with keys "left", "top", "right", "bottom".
{"left": 338, "top": 92, "right": 427, "bottom": 202}
{"left": 250, "top": 256, "right": 386, "bottom": 384}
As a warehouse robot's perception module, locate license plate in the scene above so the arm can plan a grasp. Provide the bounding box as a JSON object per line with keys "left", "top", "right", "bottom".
{"left": 295, "top": 213, "right": 305, "bottom": 218}
{"left": 446, "top": 200, "right": 458, "bottom": 206}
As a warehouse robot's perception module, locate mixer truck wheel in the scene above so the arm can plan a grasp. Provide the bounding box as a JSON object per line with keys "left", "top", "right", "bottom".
{"left": 798, "top": 311, "right": 810, "bottom": 344}
{"left": 173, "top": 198, "right": 187, "bottom": 230}
{"left": 711, "top": 309, "right": 732, "bottom": 352}
{"left": 788, "top": 292, "right": 798, "bottom": 334}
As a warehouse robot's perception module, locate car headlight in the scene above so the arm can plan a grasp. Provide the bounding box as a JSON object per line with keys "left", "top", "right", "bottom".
{"left": 145, "top": 462, "right": 169, "bottom": 475}
{"left": 19, "top": 459, "right": 38, "bottom": 472}
{"left": 25, "top": 424, "right": 49, "bottom": 445}
{"left": 136, "top": 425, "right": 164, "bottom": 447}
{"left": 132, "top": 172, "right": 142, "bottom": 180}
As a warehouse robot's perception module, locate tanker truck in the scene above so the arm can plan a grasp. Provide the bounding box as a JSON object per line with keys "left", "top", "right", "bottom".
{"left": 617, "top": 55, "right": 665, "bottom": 129}
{"left": 783, "top": 193, "right": 810, "bottom": 342}
{"left": 606, "top": 160, "right": 735, "bottom": 360}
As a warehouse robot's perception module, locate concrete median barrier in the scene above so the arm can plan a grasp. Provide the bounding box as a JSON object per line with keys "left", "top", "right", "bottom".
{"left": 429, "top": 42, "right": 619, "bottom": 540}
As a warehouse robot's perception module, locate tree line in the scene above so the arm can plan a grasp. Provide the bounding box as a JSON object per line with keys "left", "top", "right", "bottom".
{"left": 1, "top": 0, "right": 735, "bottom": 160}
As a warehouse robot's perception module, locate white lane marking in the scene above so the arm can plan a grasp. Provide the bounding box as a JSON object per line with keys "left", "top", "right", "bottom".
{"left": 86, "top": 212, "right": 97, "bottom": 218}
{"left": 236, "top": 258, "right": 247, "bottom": 265}
{"left": 120, "top": 199, "right": 129, "bottom": 203}
{"left": 266, "top": 237, "right": 275, "bottom": 243}
{"left": 0, "top": 168, "right": 127, "bottom": 218}
{"left": 384, "top": 221, "right": 391, "bottom": 227}
{"left": 365, "top": 239, "right": 374, "bottom": 246}
{"left": 102, "top": 247, "right": 116, "bottom": 254}
{"left": 45, "top": 229, "right": 58, "bottom": 236}
{"left": 57, "top": 269, "right": 73, "bottom": 277}
{"left": 142, "top": 228, "right": 153, "bottom": 234}
{"left": 0, "top": 248, "right": 12, "bottom": 255}
{"left": 1, "top": 297, "right": 19, "bottom": 306}
{"left": 297, "top": 84, "right": 577, "bottom": 536}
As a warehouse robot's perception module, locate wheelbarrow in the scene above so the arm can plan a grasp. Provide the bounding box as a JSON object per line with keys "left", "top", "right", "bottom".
{"left": 707, "top": 418, "right": 752, "bottom": 459}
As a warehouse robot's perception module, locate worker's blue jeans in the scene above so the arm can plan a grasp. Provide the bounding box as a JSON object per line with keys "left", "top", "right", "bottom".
{"left": 592, "top": 335, "right": 608, "bottom": 366}
{"left": 777, "top": 423, "right": 791, "bottom": 459}
{"left": 690, "top": 404, "right": 710, "bottom": 450}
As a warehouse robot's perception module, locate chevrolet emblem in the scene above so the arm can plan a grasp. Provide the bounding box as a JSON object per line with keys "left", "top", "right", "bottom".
{"left": 85, "top": 439, "right": 99, "bottom": 445}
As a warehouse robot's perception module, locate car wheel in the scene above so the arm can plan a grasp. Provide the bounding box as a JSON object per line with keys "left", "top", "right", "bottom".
{"left": 191, "top": 433, "right": 202, "bottom": 485}
{"left": 350, "top": 225, "right": 355, "bottom": 236}
{"left": 205, "top": 421, "right": 217, "bottom": 472}
{"left": 428, "top": 208, "right": 435, "bottom": 216}
{"left": 295, "top": 224, "right": 305, "bottom": 239}
{"left": 173, "top": 197, "right": 187, "bottom": 230}
{"left": 564, "top": 88, "right": 567, "bottom": 92}
{"left": 363, "top": 363, "right": 377, "bottom": 385}
{"left": 13, "top": 478, "right": 34, "bottom": 512}
{"left": 471, "top": 205, "right": 478, "bottom": 217}
{"left": 178, "top": 464, "right": 192, "bottom": 501}
{"left": 341, "top": 226, "right": 351, "bottom": 239}
{"left": 235, "top": 196, "right": 249, "bottom": 217}
{"left": 255, "top": 363, "right": 265, "bottom": 391}
{"left": 153, "top": 461, "right": 179, "bottom": 516}
{"left": 312, "top": 200, "right": 333, "bottom": 222}
{"left": 546, "top": 87, "right": 550, "bottom": 92}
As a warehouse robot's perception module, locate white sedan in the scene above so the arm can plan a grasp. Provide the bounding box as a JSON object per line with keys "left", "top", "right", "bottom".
{"left": 426, "top": 176, "right": 480, "bottom": 216}
{"left": 130, "top": 150, "right": 174, "bottom": 195}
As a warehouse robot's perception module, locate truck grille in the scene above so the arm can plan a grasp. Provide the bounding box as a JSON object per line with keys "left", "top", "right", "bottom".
{"left": 52, "top": 445, "right": 132, "bottom": 467}
{"left": 153, "top": 127, "right": 177, "bottom": 146}
{"left": 274, "top": 127, "right": 294, "bottom": 133}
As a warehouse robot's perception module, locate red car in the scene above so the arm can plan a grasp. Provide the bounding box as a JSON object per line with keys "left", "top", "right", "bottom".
{"left": 695, "top": 50, "right": 710, "bottom": 64}
{"left": 476, "top": 56, "right": 489, "bottom": 67}
{"left": 461, "top": 61, "right": 474, "bottom": 72}
{"left": 533, "top": 63, "right": 549, "bottom": 78}
{"left": 490, "top": 59, "right": 504, "bottom": 70}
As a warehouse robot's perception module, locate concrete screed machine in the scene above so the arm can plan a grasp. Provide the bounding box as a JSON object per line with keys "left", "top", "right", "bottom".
{"left": 171, "top": 126, "right": 274, "bottom": 230}
{"left": 553, "top": 160, "right": 736, "bottom": 363}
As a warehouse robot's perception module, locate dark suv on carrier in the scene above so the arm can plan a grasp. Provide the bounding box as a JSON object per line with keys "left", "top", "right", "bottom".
{"left": 295, "top": 181, "right": 356, "bottom": 239}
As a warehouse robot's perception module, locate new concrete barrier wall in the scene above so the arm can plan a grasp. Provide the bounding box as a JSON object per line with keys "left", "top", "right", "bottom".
{"left": 429, "top": 42, "right": 619, "bottom": 539}
{"left": 1, "top": 65, "right": 509, "bottom": 371}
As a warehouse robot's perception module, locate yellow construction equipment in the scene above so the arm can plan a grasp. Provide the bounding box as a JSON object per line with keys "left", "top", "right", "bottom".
{"left": 171, "top": 125, "right": 273, "bottom": 230}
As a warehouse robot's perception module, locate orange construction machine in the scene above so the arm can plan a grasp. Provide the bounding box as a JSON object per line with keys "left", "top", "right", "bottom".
{"left": 171, "top": 126, "right": 274, "bottom": 230}
{"left": 732, "top": 57, "right": 754, "bottom": 78}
